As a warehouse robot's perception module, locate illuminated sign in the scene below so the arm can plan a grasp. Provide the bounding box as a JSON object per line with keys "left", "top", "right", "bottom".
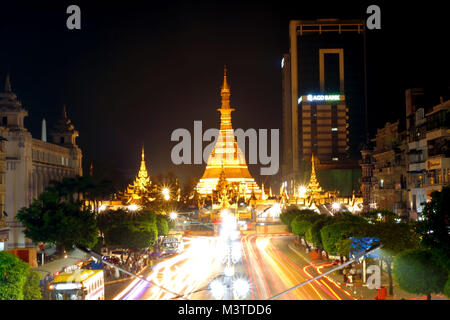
{"left": 306, "top": 94, "right": 341, "bottom": 102}
{"left": 281, "top": 58, "right": 284, "bottom": 68}
{"left": 54, "top": 283, "right": 82, "bottom": 290}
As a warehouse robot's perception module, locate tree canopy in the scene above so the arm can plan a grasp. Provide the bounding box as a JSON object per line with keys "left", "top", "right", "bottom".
{"left": 0, "top": 252, "right": 41, "bottom": 300}
{"left": 17, "top": 190, "right": 98, "bottom": 253}
{"left": 320, "top": 221, "right": 361, "bottom": 256}
{"left": 103, "top": 209, "right": 158, "bottom": 251}
{"left": 415, "top": 186, "right": 450, "bottom": 260}
{"left": 305, "top": 215, "right": 333, "bottom": 250}
{"left": 156, "top": 214, "right": 169, "bottom": 236}
{"left": 393, "top": 249, "right": 448, "bottom": 299}
{"left": 290, "top": 210, "right": 321, "bottom": 239}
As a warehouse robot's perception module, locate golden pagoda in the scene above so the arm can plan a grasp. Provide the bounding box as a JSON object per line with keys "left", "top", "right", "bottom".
{"left": 306, "top": 153, "right": 324, "bottom": 196}
{"left": 196, "top": 66, "right": 262, "bottom": 199}
{"left": 123, "top": 146, "right": 157, "bottom": 205}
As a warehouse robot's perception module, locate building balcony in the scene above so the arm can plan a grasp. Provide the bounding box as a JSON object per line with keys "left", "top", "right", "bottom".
{"left": 408, "top": 139, "right": 427, "bottom": 150}
{"left": 408, "top": 162, "right": 426, "bottom": 172}
{"left": 426, "top": 128, "right": 450, "bottom": 141}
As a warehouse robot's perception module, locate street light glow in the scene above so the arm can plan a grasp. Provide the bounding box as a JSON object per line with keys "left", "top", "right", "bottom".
{"left": 210, "top": 279, "right": 225, "bottom": 300}
{"left": 298, "top": 186, "right": 307, "bottom": 197}
{"left": 128, "top": 204, "right": 139, "bottom": 211}
{"left": 169, "top": 212, "right": 178, "bottom": 220}
{"left": 233, "top": 278, "right": 250, "bottom": 298}
{"left": 332, "top": 202, "right": 340, "bottom": 211}
{"left": 224, "top": 265, "right": 235, "bottom": 277}
{"left": 162, "top": 187, "right": 170, "bottom": 200}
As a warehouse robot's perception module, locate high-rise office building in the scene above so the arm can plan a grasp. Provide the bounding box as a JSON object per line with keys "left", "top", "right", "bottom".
{"left": 282, "top": 19, "right": 366, "bottom": 195}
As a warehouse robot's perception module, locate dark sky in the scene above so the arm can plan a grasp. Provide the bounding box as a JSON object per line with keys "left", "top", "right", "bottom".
{"left": 0, "top": 1, "right": 448, "bottom": 186}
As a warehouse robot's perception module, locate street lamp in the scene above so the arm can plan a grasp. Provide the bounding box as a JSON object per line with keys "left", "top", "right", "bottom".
{"left": 169, "top": 212, "right": 178, "bottom": 220}
{"left": 162, "top": 187, "right": 170, "bottom": 201}
{"left": 332, "top": 202, "right": 340, "bottom": 213}
{"left": 128, "top": 204, "right": 139, "bottom": 211}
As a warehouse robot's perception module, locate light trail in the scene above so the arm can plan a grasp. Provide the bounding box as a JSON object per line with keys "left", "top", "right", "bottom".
{"left": 241, "top": 234, "right": 362, "bottom": 300}
{"left": 117, "top": 236, "right": 222, "bottom": 300}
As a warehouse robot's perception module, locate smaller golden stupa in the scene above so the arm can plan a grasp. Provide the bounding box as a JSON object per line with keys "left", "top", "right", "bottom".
{"left": 306, "top": 153, "right": 324, "bottom": 197}
{"left": 123, "top": 146, "right": 157, "bottom": 205}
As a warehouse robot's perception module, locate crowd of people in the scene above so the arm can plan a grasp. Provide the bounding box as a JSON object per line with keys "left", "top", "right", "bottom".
{"left": 103, "top": 255, "right": 150, "bottom": 282}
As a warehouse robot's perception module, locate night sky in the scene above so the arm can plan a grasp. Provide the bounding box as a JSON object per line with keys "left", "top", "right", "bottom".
{"left": 0, "top": 1, "right": 448, "bottom": 187}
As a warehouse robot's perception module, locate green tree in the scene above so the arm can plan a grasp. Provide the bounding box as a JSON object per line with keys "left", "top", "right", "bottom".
{"left": 23, "top": 271, "right": 42, "bottom": 300}
{"left": 320, "top": 221, "right": 359, "bottom": 257}
{"left": 103, "top": 209, "right": 158, "bottom": 259}
{"left": 17, "top": 190, "right": 98, "bottom": 256}
{"left": 305, "top": 216, "right": 333, "bottom": 256}
{"left": 393, "top": 249, "right": 448, "bottom": 300}
{"left": 0, "top": 252, "right": 41, "bottom": 300}
{"left": 290, "top": 210, "right": 321, "bottom": 249}
{"left": 444, "top": 278, "right": 450, "bottom": 298}
{"left": 156, "top": 214, "right": 169, "bottom": 236}
{"left": 280, "top": 207, "right": 302, "bottom": 231}
{"left": 371, "top": 222, "right": 420, "bottom": 295}
{"left": 415, "top": 186, "right": 450, "bottom": 260}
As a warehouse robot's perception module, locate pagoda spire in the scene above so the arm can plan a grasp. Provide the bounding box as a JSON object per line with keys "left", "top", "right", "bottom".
{"left": 4, "top": 73, "right": 12, "bottom": 93}
{"left": 62, "top": 104, "right": 68, "bottom": 119}
{"left": 307, "top": 153, "right": 323, "bottom": 195}
{"left": 220, "top": 64, "right": 231, "bottom": 109}
{"left": 138, "top": 145, "right": 148, "bottom": 179}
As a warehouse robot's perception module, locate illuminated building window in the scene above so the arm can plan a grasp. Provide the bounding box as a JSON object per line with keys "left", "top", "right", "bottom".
{"left": 332, "top": 157, "right": 338, "bottom": 161}
{"left": 331, "top": 127, "right": 338, "bottom": 131}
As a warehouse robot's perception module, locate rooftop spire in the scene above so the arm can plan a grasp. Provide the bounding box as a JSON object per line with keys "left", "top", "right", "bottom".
{"left": 220, "top": 65, "right": 231, "bottom": 109}
{"left": 307, "top": 153, "right": 323, "bottom": 194}
{"left": 138, "top": 145, "right": 148, "bottom": 179}
{"left": 221, "top": 64, "right": 230, "bottom": 92}
{"left": 62, "top": 104, "right": 68, "bottom": 118}
{"left": 4, "top": 73, "right": 12, "bottom": 93}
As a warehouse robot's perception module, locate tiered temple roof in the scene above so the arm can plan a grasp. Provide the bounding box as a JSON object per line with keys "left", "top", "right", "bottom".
{"left": 123, "top": 146, "right": 157, "bottom": 204}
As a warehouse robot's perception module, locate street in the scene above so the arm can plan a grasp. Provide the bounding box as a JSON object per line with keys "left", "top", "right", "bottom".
{"left": 241, "top": 234, "right": 355, "bottom": 300}
{"left": 114, "top": 236, "right": 223, "bottom": 300}
{"left": 112, "top": 234, "right": 358, "bottom": 300}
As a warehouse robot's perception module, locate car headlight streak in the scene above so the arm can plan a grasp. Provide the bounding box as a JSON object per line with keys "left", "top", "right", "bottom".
{"left": 209, "top": 211, "right": 250, "bottom": 299}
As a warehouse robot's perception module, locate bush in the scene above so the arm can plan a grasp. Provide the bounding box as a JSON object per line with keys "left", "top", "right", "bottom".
{"left": 444, "top": 277, "right": 450, "bottom": 298}
{"left": 393, "top": 249, "right": 448, "bottom": 299}
{"left": 305, "top": 216, "right": 333, "bottom": 249}
{"left": 290, "top": 211, "right": 321, "bottom": 238}
{"left": 0, "top": 252, "right": 41, "bottom": 300}
{"left": 320, "top": 222, "right": 361, "bottom": 256}
{"left": 23, "top": 271, "right": 42, "bottom": 300}
{"left": 156, "top": 215, "right": 169, "bottom": 236}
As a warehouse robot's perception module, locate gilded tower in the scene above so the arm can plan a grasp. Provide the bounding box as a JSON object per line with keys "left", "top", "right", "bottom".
{"left": 123, "top": 146, "right": 157, "bottom": 205}
{"left": 196, "top": 67, "right": 262, "bottom": 199}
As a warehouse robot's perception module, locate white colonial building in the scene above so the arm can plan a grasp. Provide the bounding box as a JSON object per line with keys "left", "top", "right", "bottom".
{"left": 0, "top": 74, "right": 82, "bottom": 249}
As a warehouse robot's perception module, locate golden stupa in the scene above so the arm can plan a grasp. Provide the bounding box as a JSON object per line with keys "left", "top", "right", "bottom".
{"left": 123, "top": 146, "right": 157, "bottom": 204}
{"left": 306, "top": 153, "right": 324, "bottom": 196}
{"left": 196, "top": 66, "right": 262, "bottom": 199}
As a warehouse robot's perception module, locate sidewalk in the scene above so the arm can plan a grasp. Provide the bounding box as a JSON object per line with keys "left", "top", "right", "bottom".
{"left": 288, "top": 242, "right": 448, "bottom": 300}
